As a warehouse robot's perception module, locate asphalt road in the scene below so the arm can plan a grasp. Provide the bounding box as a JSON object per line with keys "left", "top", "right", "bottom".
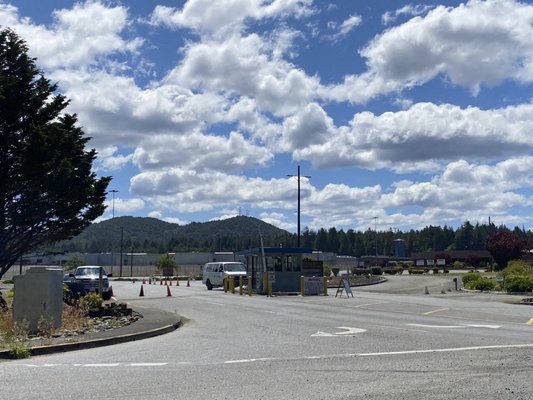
{"left": 2, "top": 276, "right": 533, "bottom": 400}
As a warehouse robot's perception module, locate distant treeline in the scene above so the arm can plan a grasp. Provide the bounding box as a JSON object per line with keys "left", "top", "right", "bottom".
{"left": 48, "top": 217, "right": 532, "bottom": 257}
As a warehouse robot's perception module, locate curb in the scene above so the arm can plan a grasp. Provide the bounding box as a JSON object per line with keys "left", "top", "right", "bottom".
{"left": 0, "top": 318, "right": 181, "bottom": 359}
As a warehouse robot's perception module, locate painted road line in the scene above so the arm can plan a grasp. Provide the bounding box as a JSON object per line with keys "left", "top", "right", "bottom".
{"left": 82, "top": 363, "right": 120, "bottom": 367}
{"left": 351, "top": 302, "right": 389, "bottom": 308}
{"left": 527, "top": 317, "right": 533, "bottom": 325}
{"left": 408, "top": 323, "right": 501, "bottom": 329}
{"left": 130, "top": 363, "right": 168, "bottom": 367}
{"left": 424, "top": 307, "right": 449, "bottom": 315}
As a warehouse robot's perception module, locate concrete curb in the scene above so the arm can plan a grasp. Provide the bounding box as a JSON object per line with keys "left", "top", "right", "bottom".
{"left": 0, "top": 318, "right": 181, "bottom": 360}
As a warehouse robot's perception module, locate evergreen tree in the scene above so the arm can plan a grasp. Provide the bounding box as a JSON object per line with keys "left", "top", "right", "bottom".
{"left": 0, "top": 29, "right": 110, "bottom": 278}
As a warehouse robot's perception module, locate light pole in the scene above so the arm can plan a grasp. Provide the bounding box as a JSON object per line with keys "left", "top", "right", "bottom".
{"left": 110, "top": 189, "right": 118, "bottom": 218}
{"left": 373, "top": 216, "right": 378, "bottom": 257}
{"left": 287, "top": 165, "right": 310, "bottom": 248}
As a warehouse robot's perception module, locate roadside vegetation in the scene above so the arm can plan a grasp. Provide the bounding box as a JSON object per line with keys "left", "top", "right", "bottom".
{"left": 462, "top": 260, "right": 533, "bottom": 293}
{"left": 0, "top": 284, "right": 122, "bottom": 359}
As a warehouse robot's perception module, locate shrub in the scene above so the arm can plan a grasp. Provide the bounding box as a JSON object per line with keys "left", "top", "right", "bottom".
{"left": 502, "top": 260, "right": 532, "bottom": 278}
{"left": 462, "top": 272, "right": 482, "bottom": 286}
{"left": 453, "top": 261, "right": 465, "bottom": 269}
{"left": 80, "top": 292, "right": 103, "bottom": 311}
{"left": 464, "top": 278, "right": 499, "bottom": 292}
{"left": 503, "top": 275, "right": 533, "bottom": 293}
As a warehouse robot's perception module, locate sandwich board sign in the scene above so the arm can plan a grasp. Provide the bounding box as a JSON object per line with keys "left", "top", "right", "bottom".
{"left": 335, "top": 274, "right": 354, "bottom": 298}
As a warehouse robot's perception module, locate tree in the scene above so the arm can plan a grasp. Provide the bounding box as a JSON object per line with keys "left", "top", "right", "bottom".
{"left": 64, "top": 255, "right": 85, "bottom": 271}
{"left": 485, "top": 230, "right": 525, "bottom": 270}
{"left": 0, "top": 29, "right": 110, "bottom": 279}
{"left": 155, "top": 253, "right": 179, "bottom": 276}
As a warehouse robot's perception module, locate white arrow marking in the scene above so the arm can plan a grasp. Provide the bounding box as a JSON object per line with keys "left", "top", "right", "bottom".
{"left": 311, "top": 331, "right": 337, "bottom": 337}
{"left": 334, "top": 326, "right": 367, "bottom": 335}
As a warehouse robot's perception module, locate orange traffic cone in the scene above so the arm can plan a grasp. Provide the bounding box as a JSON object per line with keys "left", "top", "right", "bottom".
{"left": 187, "top": 278, "right": 190, "bottom": 287}
{"left": 169, "top": 279, "right": 172, "bottom": 286}
{"left": 139, "top": 284, "right": 144, "bottom": 297}
{"left": 142, "top": 278, "right": 146, "bottom": 284}
{"left": 149, "top": 277, "right": 152, "bottom": 285}
{"left": 176, "top": 278, "right": 179, "bottom": 286}
{"left": 166, "top": 284, "right": 172, "bottom": 297}
{"left": 160, "top": 278, "right": 163, "bottom": 285}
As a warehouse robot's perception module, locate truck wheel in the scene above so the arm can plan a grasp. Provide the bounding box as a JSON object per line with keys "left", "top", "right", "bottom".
{"left": 206, "top": 280, "right": 213, "bottom": 290}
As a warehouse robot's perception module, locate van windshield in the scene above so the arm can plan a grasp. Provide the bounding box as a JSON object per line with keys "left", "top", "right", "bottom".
{"left": 225, "top": 263, "right": 246, "bottom": 272}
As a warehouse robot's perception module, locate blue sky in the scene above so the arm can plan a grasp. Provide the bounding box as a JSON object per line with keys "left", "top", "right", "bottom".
{"left": 3, "top": 0, "right": 533, "bottom": 232}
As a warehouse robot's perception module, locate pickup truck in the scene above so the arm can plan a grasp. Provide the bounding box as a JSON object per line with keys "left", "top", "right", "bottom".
{"left": 68, "top": 266, "right": 113, "bottom": 300}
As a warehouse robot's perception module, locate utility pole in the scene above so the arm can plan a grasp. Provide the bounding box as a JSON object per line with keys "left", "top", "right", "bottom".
{"left": 287, "top": 165, "right": 310, "bottom": 248}
{"left": 119, "top": 227, "right": 124, "bottom": 277}
{"left": 373, "top": 216, "right": 378, "bottom": 257}
{"left": 110, "top": 189, "right": 118, "bottom": 218}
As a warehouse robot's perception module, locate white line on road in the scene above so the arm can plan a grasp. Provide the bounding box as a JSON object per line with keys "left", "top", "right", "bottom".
{"left": 424, "top": 308, "right": 449, "bottom": 315}
{"left": 408, "top": 323, "right": 501, "bottom": 329}
{"left": 130, "top": 363, "right": 168, "bottom": 366}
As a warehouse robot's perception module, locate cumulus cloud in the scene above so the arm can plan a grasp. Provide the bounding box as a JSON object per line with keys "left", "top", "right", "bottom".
{"left": 0, "top": 1, "right": 142, "bottom": 69}
{"left": 295, "top": 102, "right": 533, "bottom": 171}
{"left": 325, "top": 0, "right": 533, "bottom": 102}
{"left": 132, "top": 131, "right": 273, "bottom": 172}
{"left": 165, "top": 33, "right": 320, "bottom": 117}
{"left": 149, "top": 0, "right": 313, "bottom": 37}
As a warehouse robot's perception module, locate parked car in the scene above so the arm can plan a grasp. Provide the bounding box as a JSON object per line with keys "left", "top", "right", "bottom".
{"left": 73, "top": 266, "right": 113, "bottom": 300}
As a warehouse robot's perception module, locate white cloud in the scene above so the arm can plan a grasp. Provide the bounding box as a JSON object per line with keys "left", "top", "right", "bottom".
{"left": 295, "top": 102, "right": 533, "bottom": 171}
{"left": 105, "top": 197, "right": 145, "bottom": 215}
{"left": 325, "top": 0, "right": 533, "bottom": 102}
{"left": 132, "top": 131, "right": 273, "bottom": 172}
{"left": 149, "top": 0, "right": 313, "bottom": 37}
{"left": 382, "top": 4, "right": 433, "bottom": 25}
{"left": 166, "top": 33, "right": 320, "bottom": 117}
{"left": 0, "top": 1, "right": 143, "bottom": 69}
{"left": 326, "top": 14, "right": 362, "bottom": 42}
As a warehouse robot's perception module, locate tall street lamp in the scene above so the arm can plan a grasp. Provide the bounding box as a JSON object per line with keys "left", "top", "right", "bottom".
{"left": 110, "top": 189, "right": 119, "bottom": 218}
{"left": 287, "top": 165, "right": 310, "bottom": 248}
{"left": 373, "top": 216, "right": 378, "bottom": 257}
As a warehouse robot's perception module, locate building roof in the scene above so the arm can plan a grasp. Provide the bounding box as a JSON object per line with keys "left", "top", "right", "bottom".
{"left": 236, "top": 247, "right": 313, "bottom": 255}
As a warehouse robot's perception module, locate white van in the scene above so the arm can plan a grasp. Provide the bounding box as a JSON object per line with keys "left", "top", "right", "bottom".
{"left": 202, "top": 262, "right": 247, "bottom": 290}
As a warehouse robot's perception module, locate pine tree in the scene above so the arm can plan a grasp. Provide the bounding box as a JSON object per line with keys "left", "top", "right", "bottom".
{"left": 0, "top": 29, "right": 110, "bottom": 278}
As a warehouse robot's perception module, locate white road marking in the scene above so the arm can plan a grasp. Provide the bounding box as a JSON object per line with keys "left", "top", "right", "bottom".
{"left": 408, "top": 323, "right": 501, "bottom": 329}
{"left": 83, "top": 363, "right": 120, "bottom": 367}
{"left": 334, "top": 326, "right": 367, "bottom": 335}
{"left": 312, "top": 327, "right": 366, "bottom": 336}
{"left": 130, "top": 363, "right": 168, "bottom": 366}
{"left": 7, "top": 344, "right": 533, "bottom": 369}
{"left": 424, "top": 308, "right": 449, "bottom": 315}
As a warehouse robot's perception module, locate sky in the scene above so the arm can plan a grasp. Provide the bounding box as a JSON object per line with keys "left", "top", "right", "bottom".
{"left": 2, "top": 0, "right": 533, "bottom": 233}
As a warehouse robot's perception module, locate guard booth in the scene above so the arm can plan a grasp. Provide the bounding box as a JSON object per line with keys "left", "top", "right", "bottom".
{"left": 237, "top": 247, "right": 318, "bottom": 294}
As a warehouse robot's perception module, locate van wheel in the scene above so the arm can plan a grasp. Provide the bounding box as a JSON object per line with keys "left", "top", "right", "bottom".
{"left": 206, "top": 280, "right": 213, "bottom": 290}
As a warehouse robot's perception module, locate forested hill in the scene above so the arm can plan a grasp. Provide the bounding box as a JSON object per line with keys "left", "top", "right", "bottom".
{"left": 49, "top": 218, "right": 532, "bottom": 257}
{"left": 50, "top": 216, "right": 292, "bottom": 253}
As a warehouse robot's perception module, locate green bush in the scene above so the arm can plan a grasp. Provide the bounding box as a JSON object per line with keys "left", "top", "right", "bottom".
{"left": 465, "top": 278, "right": 499, "bottom": 292}
{"left": 503, "top": 275, "right": 533, "bottom": 292}
{"left": 462, "top": 272, "right": 482, "bottom": 285}
{"left": 502, "top": 260, "right": 532, "bottom": 278}
{"left": 453, "top": 261, "right": 465, "bottom": 269}
{"left": 80, "top": 292, "right": 103, "bottom": 310}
